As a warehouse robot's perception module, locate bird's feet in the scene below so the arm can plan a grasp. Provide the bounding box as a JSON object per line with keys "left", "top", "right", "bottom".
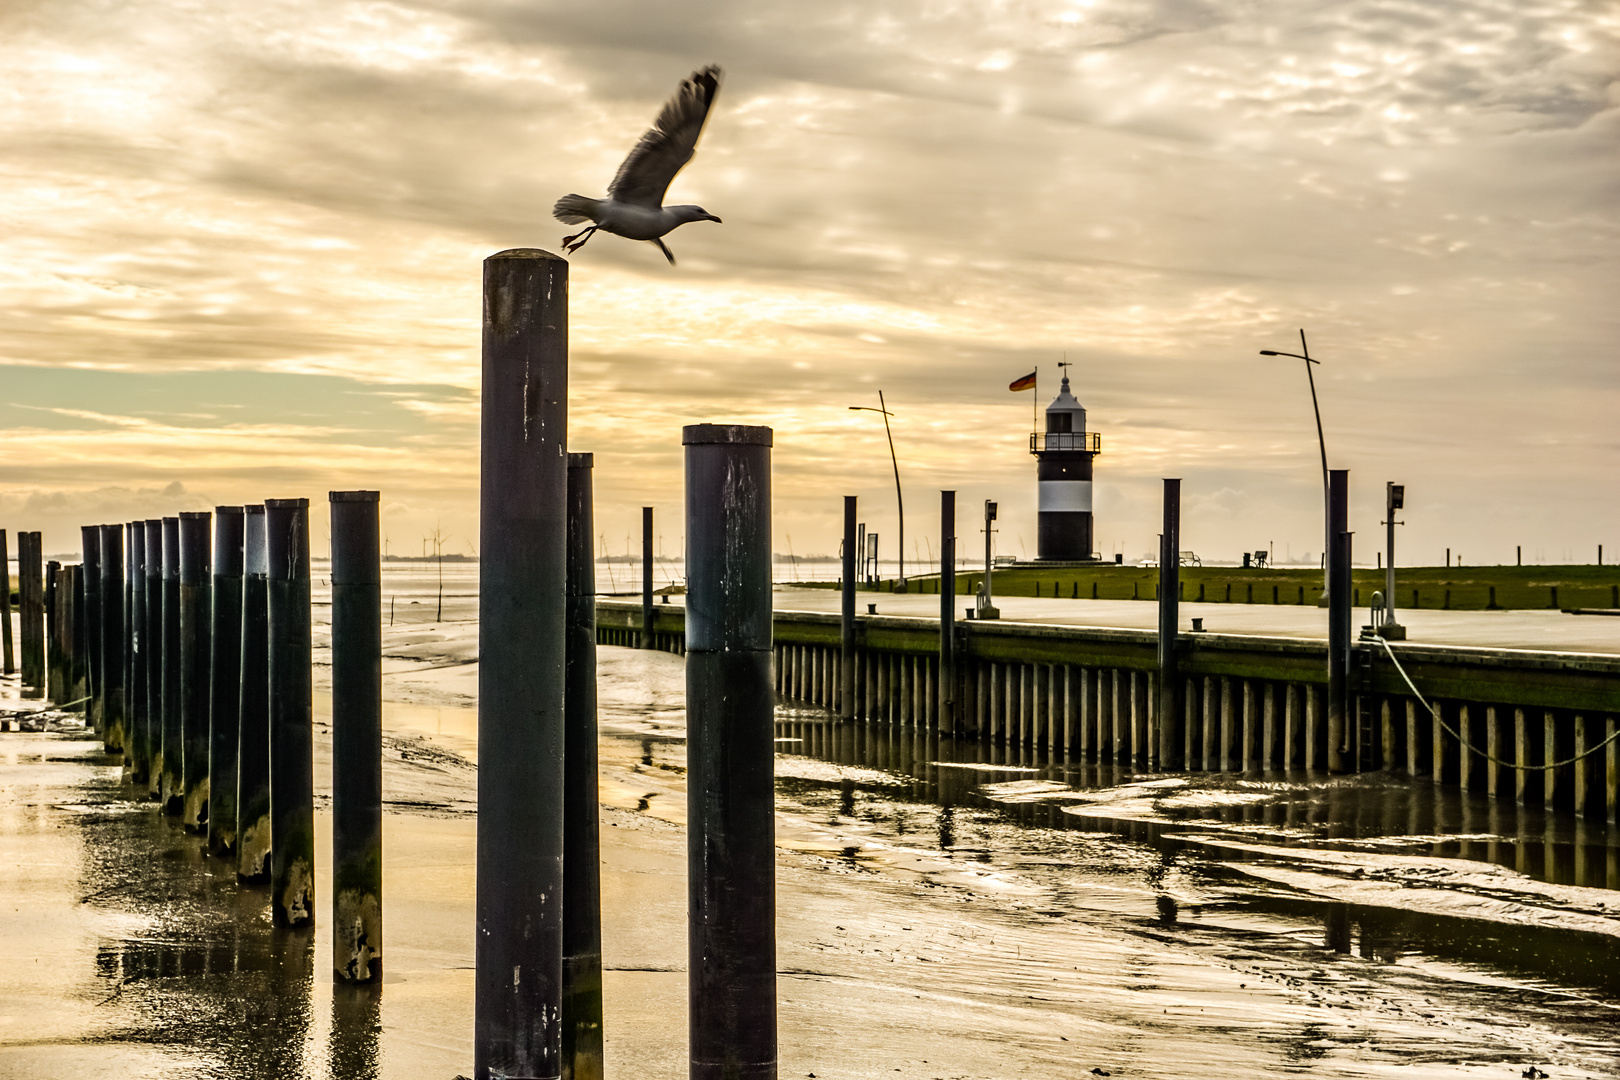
{"left": 562, "top": 226, "right": 597, "bottom": 254}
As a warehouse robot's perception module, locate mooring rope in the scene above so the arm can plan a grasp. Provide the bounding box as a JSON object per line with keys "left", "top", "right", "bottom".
{"left": 1376, "top": 635, "right": 1620, "bottom": 769}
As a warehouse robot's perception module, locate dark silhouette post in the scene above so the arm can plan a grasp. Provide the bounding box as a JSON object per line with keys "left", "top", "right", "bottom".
{"left": 81, "top": 526, "right": 103, "bottom": 733}
{"left": 1327, "top": 470, "right": 1350, "bottom": 774}
{"left": 476, "top": 249, "right": 568, "bottom": 1080}
{"left": 331, "top": 491, "right": 382, "bottom": 982}
{"left": 237, "top": 505, "right": 272, "bottom": 880}
{"left": 267, "top": 498, "right": 314, "bottom": 926}
{"left": 840, "top": 496, "right": 856, "bottom": 720}
{"left": 0, "top": 529, "right": 13, "bottom": 676}
{"left": 142, "top": 520, "right": 162, "bottom": 797}
{"left": 97, "top": 525, "right": 125, "bottom": 746}
{"left": 127, "top": 524, "right": 148, "bottom": 785}
{"left": 684, "top": 423, "right": 776, "bottom": 1080}
{"left": 564, "top": 455, "right": 604, "bottom": 1080}
{"left": 1157, "top": 479, "right": 1182, "bottom": 770}
{"left": 642, "top": 505, "right": 655, "bottom": 648}
{"left": 45, "top": 560, "right": 61, "bottom": 703}
{"left": 939, "top": 491, "right": 956, "bottom": 734}
{"left": 161, "top": 517, "right": 182, "bottom": 813}
{"left": 18, "top": 531, "right": 44, "bottom": 697}
{"left": 208, "top": 507, "right": 245, "bottom": 858}
{"left": 68, "top": 562, "right": 87, "bottom": 711}
{"left": 179, "top": 512, "right": 212, "bottom": 829}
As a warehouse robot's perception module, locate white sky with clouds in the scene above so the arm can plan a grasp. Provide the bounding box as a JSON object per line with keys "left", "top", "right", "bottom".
{"left": 2, "top": 0, "right": 1617, "bottom": 568}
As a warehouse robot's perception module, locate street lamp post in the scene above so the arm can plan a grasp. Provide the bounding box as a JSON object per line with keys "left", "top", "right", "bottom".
{"left": 850, "top": 392, "right": 906, "bottom": 590}
{"left": 1260, "top": 330, "right": 1330, "bottom": 601}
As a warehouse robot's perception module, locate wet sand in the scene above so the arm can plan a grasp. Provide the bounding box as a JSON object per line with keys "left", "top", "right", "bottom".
{"left": 2, "top": 598, "right": 1618, "bottom": 1078}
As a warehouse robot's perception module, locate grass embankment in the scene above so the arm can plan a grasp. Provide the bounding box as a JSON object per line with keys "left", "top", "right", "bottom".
{"left": 791, "top": 565, "right": 1620, "bottom": 612}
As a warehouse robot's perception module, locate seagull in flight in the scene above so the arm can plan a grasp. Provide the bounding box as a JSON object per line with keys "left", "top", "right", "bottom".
{"left": 553, "top": 65, "right": 724, "bottom": 265}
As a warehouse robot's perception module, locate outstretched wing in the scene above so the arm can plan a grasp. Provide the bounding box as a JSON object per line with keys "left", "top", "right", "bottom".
{"left": 608, "top": 65, "right": 722, "bottom": 209}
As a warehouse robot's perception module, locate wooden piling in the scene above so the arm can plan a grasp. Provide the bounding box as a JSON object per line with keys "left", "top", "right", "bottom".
{"left": 179, "top": 511, "right": 212, "bottom": 830}
{"left": 208, "top": 508, "right": 245, "bottom": 858}
{"left": 237, "top": 506, "right": 272, "bottom": 881}
{"left": 267, "top": 498, "right": 314, "bottom": 926}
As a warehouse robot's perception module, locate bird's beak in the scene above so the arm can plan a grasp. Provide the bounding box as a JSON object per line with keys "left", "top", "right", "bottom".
{"left": 709, "top": 215, "right": 723, "bottom": 223}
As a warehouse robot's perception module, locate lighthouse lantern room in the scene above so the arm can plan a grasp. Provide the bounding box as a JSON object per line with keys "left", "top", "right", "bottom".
{"left": 1030, "top": 370, "right": 1101, "bottom": 561}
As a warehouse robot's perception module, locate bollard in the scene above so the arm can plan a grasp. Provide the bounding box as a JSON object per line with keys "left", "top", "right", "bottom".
{"left": 684, "top": 423, "right": 777, "bottom": 1080}
{"left": 642, "top": 505, "right": 655, "bottom": 649}
{"left": 0, "top": 529, "right": 13, "bottom": 676}
{"left": 179, "top": 511, "right": 212, "bottom": 829}
{"left": 939, "top": 491, "right": 955, "bottom": 735}
{"left": 267, "top": 498, "right": 314, "bottom": 927}
{"left": 124, "top": 526, "right": 136, "bottom": 750}
{"left": 68, "top": 563, "right": 86, "bottom": 711}
{"left": 330, "top": 491, "right": 382, "bottom": 981}
{"left": 142, "top": 520, "right": 163, "bottom": 796}
{"left": 564, "top": 456, "right": 603, "bottom": 1080}
{"left": 476, "top": 248, "right": 568, "bottom": 1080}
{"left": 45, "top": 560, "right": 60, "bottom": 703}
{"left": 237, "top": 505, "right": 272, "bottom": 881}
{"left": 127, "top": 523, "right": 149, "bottom": 785}
{"left": 1157, "top": 479, "right": 1182, "bottom": 770}
{"left": 208, "top": 508, "right": 245, "bottom": 858}
{"left": 98, "top": 525, "right": 126, "bottom": 749}
{"left": 1326, "top": 470, "right": 1350, "bottom": 774}
{"left": 161, "top": 517, "right": 183, "bottom": 813}
{"left": 18, "top": 531, "right": 44, "bottom": 697}
{"left": 841, "top": 496, "right": 856, "bottom": 721}
{"left": 81, "top": 526, "right": 103, "bottom": 732}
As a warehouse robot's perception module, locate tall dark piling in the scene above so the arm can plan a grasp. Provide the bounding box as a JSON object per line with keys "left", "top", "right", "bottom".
{"left": 160, "top": 517, "right": 183, "bottom": 813}
{"left": 127, "top": 524, "right": 149, "bottom": 785}
{"left": 81, "top": 526, "right": 103, "bottom": 732}
{"left": 642, "top": 505, "right": 655, "bottom": 648}
{"left": 939, "top": 491, "right": 956, "bottom": 735}
{"left": 1157, "top": 479, "right": 1182, "bottom": 770}
{"left": 179, "top": 512, "right": 212, "bottom": 828}
{"left": 68, "top": 563, "right": 87, "bottom": 710}
{"left": 330, "top": 491, "right": 382, "bottom": 982}
{"left": 208, "top": 507, "right": 245, "bottom": 858}
{"left": 1327, "top": 469, "right": 1350, "bottom": 774}
{"left": 564, "top": 456, "right": 603, "bottom": 1080}
{"left": 685, "top": 423, "right": 777, "bottom": 1080}
{"left": 237, "top": 505, "right": 272, "bottom": 881}
{"left": 98, "top": 524, "right": 126, "bottom": 748}
{"left": 0, "top": 529, "right": 13, "bottom": 676}
{"left": 124, "top": 527, "right": 136, "bottom": 737}
{"left": 476, "top": 248, "right": 568, "bottom": 1080}
{"left": 45, "top": 560, "right": 61, "bottom": 703}
{"left": 840, "top": 496, "right": 856, "bottom": 721}
{"left": 18, "top": 531, "right": 44, "bottom": 697}
{"left": 142, "top": 520, "right": 163, "bottom": 796}
{"left": 267, "top": 498, "right": 314, "bottom": 927}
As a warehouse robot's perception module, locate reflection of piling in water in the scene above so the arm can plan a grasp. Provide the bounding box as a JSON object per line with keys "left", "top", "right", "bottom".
{"left": 331, "top": 982, "right": 382, "bottom": 1080}
{"left": 126, "top": 524, "right": 148, "bottom": 784}
{"left": 142, "top": 520, "right": 163, "bottom": 796}
{"left": 476, "top": 248, "right": 568, "bottom": 1080}
{"left": 237, "top": 506, "right": 272, "bottom": 881}
{"left": 18, "top": 530, "right": 45, "bottom": 698}
{"left": 563, "top": 455, "right": 604, "bottom": 1080}
{"left": 267, "top": 498, "right": 314, "bottom": 926}
{"left": 180, "top": 511, "right": 212, "bottom": 830}
{"left": 331, "top": 490, "right": 382, "bottom": 982}
{"left": 98, "top": 524, "right": 125, "bottom": 744}
{"left": 684, "top": 423, "right": 777, "bottom": 1080}
{"left": 208, "top": 507, "right": 245, "bottom": 858}
{"left": 81, "top": 526, "right": 103, "bottom": 732}
{"left": 161, "top": 517, "right": 183, "bottom": 812}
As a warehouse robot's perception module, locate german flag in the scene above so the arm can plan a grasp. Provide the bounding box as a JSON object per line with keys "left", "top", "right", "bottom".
{"left": 1008, "top": 371, "right": 1037, "bottom": 392}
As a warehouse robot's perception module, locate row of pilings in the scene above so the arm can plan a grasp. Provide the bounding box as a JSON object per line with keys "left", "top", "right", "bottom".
{"left": 8, "top": 498, "right": 386, "bottom": 984}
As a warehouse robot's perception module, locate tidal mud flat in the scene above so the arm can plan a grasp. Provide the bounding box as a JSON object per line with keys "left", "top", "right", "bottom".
{"left": 1, "top": 598, "right": 1617, "bottom": 1078}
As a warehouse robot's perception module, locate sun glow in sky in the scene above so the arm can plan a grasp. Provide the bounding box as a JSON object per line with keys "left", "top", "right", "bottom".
{"left": 2, "top": 0, "right": 1618, "bottom": 568}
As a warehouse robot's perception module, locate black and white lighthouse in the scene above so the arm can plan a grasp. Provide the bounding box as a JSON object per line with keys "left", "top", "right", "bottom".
{"left": 1031, "top": 370, "right": 1101, "bottom": 561}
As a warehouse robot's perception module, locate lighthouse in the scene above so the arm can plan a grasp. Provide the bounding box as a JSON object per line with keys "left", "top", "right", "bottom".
{"left": 1031, "top": 370, "right": 1101, "bottom": 561}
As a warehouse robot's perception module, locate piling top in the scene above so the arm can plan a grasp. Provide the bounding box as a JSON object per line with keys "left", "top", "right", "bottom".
{"left": 243, "top": 504, "right": 265, "bottom": 516}
{"left": 328, "top": 490, "right": 378, "bottom": 503}
{"left": 682, "top": 424, "right": 773, "bottom": 447}
{"left": 180, "top": 511, "right": 211, "bottom": 521}
{"left": 568, "top": 452, "right": 593, "bottom": 468}
{"left": 487, "top": 248, "right": 566, "bottom": 262}
{"left": 264, "top": 498, "right": 310, "bottom": 509}
{"left": 215, "top": 505, "right": 245, "bottom": 516}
